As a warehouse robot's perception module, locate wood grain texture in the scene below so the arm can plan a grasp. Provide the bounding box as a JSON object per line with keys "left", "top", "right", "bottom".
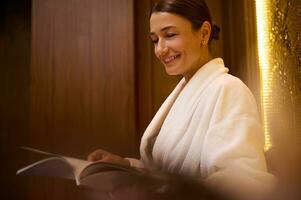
{"left": 134, "top": 0, "right": 154, "bottom": 139}
{"left": 29, "top": 0, "right": 135, "bottom": 199}
{"left": 0, "top": 1, "right": 260, "bottom": 199}
{"left": 0, "top": 1, "right": 30, "bottom": 199}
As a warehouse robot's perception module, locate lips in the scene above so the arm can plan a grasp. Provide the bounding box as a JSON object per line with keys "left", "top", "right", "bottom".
{"left": 161, "top": 54, "right": 180, "bottom": 65}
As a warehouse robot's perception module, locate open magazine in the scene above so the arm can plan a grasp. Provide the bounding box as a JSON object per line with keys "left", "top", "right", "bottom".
{"left": 17, "top": 147, "right": 147, "bottom": 191}
{"left": 17, "top": 147, "right": 229, "bottom": 199}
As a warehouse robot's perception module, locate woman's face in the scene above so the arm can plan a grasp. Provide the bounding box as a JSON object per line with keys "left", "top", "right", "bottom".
{"left": 150, "top": 12, "right": 205, "bottom": 78}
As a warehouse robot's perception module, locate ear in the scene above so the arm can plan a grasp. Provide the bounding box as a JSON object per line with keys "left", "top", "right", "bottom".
{"left": 198, "top": 21, "right": 211, "bottom": 45}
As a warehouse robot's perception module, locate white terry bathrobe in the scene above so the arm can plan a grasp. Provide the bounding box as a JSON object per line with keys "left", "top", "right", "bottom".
{"left": 128, "top": 58, "right": 275, "bottom": 199}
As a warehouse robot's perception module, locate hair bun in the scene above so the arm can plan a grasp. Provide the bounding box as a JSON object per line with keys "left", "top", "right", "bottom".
{"left": 212, "top": 24, "right": 220, "bottom": 40}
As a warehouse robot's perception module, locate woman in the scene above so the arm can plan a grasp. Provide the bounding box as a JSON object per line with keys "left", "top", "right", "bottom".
{"left": 88, "top": 0, "right": 275, "bottom": 199}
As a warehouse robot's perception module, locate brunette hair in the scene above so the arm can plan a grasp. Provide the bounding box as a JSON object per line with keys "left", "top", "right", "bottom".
{"left": 151, "top": 0, "right": 220, "bottom": 42}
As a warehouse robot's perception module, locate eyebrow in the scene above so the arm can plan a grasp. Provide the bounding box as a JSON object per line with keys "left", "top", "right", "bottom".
{"left": 150, "top": 25, "right": 176, "bottom": 36}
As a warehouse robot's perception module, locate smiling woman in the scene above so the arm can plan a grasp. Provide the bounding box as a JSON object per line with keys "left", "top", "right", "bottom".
{"left": 149, "top": 12, "right": 212, "bottom": 80}
{"left": 88, "top": 0, "right": 276, "bottom": 199}
{"left": 149, "top": 0, "right": 218, "bottom": 80}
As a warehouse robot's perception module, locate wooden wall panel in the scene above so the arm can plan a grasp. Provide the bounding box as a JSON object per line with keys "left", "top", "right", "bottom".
{"left": 134, "top": 0, "right": 155, "bottom": 137}
{"left": 0, "top": 1, "right": 259, "bottom": 199}
{"left": 0, "top": 1, "right": 30, "bottom": 199}
{"left": 28, "top": 0, "right": 135, "bottom": 199}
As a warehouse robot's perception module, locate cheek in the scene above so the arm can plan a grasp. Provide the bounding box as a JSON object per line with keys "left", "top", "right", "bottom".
{"left": 186, "top": 42, "right": 201, "bottom": 57}
{"left": 171, "top": 37, "right": 197, "bottom": 56}
{"left": 168, "top": 39, "right": 184, "bottom": 51}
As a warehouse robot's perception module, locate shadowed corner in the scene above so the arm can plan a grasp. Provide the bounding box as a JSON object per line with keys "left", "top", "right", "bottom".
{"left": 84, "top": 171, "right": 232, "bottom": 200}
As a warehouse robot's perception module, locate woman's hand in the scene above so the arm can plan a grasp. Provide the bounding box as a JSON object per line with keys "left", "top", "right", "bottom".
{"left": 87, "top": 149, "right": 130, "bottom": 167}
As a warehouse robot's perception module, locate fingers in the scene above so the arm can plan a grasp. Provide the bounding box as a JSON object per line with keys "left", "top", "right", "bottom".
{"left": 87, "top": 149, "right": 131, "bottom": 167}
{"left": 87, "top": 149, "right": 110, "bottom": 162}
{"left": 87, "top": 153, "right": 100, "bottom": 162}
{"left": 102, "top": 156, "right": 131, "bottom": 167}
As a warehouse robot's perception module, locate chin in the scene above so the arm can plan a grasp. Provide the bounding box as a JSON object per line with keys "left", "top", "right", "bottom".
{"left": 165, "top": 68, "right": 181, "bottom": 76}
{"left": 162, "top": 61, "right": 182, "bottom": 76}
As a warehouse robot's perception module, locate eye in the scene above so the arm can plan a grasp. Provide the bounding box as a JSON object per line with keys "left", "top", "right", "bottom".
{"left": 166, "top": 33, "right": 177, "bottom": 38}
{"left": 150, "top": 35, "right": 158, "bottom": 44}
{"left": 151, "top": 39, "right": 159, "bottom": 44}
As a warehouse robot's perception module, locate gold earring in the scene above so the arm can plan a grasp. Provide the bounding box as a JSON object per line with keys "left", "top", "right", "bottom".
{"left": 202, "top": 40, "right": 206, "bottom": 46}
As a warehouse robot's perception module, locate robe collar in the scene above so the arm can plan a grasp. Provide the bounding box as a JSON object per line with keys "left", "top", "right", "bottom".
{"left": 140, "top": 58, "right": 229, "bottom": 167}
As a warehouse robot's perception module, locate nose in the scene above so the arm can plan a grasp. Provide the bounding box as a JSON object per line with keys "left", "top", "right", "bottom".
{"left": 156, "top": 39, "right": 168, "bottom": 57}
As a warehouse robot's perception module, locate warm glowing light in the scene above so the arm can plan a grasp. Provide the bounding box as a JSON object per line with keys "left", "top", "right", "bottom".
{"left": 255, "top": 0, "right": 272, "bottom": 151}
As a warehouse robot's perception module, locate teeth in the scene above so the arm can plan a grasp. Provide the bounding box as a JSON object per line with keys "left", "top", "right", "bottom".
{"left": 164, "top": 55, "right": 179, "bottom": 63}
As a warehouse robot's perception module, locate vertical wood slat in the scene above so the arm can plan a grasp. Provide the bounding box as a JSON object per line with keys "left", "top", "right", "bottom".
{"left": 134, "top": 0, "right": 154, "bottom": 139}
{"left": 0, "top": 1, "right": 31, "bottom": 200}
{"left": 29, "top": 0, "right": 135, "bottom": 199}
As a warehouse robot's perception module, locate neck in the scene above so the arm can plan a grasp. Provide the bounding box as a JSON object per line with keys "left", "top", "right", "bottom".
{"left": 183, "top": 51, "right": 213, "bottom": 82}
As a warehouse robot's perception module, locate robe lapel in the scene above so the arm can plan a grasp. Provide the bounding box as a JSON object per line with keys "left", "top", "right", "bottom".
{"left": 140, "top": 58, "right": 229, "bottom": 168}
{"left": 140, "top": 78, "right": 186, "bottom": 167}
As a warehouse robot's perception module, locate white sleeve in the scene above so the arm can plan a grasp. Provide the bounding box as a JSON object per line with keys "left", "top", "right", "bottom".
{"left": 202, "top": 118, "right": 276, "bottom": 200}
{"left": 201, "top": 80, "right": 277, "bottom": 200}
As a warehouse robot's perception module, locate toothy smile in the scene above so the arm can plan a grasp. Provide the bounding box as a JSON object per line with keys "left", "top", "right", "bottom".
{"left": 162, "top": 55, "right": 180, "bottom": 64}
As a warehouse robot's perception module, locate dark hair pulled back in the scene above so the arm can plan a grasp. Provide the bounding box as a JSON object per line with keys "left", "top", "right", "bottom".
{"left": 151, "top": 0, "right": 220, "bottom": 42}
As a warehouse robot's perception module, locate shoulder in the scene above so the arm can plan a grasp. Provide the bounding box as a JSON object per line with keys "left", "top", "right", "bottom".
{"left": 210, "top": 73, "right": 255, "bottom": 101}
{"left": 216, "top": 73, "right": 249, "bottom": 91}
{"left": 207, "top": 73, "right": 260, "bottom": 119}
